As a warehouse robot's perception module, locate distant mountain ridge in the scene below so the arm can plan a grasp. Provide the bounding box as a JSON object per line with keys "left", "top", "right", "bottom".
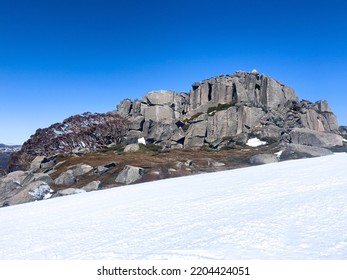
{"left": 0, "top": 144, "right": 21, "bottom": 176}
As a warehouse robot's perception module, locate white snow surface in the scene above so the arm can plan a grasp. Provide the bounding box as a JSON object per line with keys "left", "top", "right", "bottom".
{"left": 246, "top": 137, "right": 267, "bottom": 147}
{"left": 138, "top": 137, "right": 146, "bottom": 145}
{"left": 1, "top": 154, "right": 347, "bottom": 260}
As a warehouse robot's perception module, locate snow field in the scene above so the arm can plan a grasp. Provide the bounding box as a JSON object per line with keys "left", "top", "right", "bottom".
{"left": 0, "top": 153, "right": 346, "bottom": 260}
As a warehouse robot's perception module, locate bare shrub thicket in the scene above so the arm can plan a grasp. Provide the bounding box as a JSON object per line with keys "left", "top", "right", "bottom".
{"left": 8, "top": 112, "right": 129, "bottom": 171}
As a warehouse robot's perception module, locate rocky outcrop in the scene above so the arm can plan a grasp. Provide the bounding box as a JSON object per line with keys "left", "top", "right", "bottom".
{"left": 116, "top": 71, "right": 341, "bottom": 151}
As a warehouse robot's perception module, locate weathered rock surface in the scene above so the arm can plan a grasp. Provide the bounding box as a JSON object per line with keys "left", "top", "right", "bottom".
{"left": 189, "top": 71, "right": 298, "bottom": 112}
{"left": 249, "top": 154, "right": 279, "bottom": 165}
{"left": 115, "top": 71, "right": 341, "bottom": 150}
{"left": 52, "top": 188, "right": 86, "bottom": 198}
{"left": 71, "top": 164, "right": 93, "bottom": 176}
{"left": 54, "top": 170, "right": 76, "bottom": 185}
{"left": 115, "top": 165, "right": 144, "bottom": 185}
{"left": 339, "top": 126, "right": 347, "bottom": 137}
{"left": 289, "top": 128, "right": 343, "bottom": 148}
{"left": 95, "top": 162, "right": 118, "bottom": 175}
{"left": 81, "top": 181, "right": 101, "bottom": 192}
{"left": 0, "top": 171, "right": 53, "bottom": 207}
{"left": 26, "top": 181, "right": 52, "bottom": 200}
{"left": 280, "top": 144, "right": 333, "bottom": 160}
{"left": 124, "top": 143, "right": 140, "bottom": 152}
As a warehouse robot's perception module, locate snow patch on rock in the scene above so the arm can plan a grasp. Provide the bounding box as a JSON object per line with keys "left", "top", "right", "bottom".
{"left": 246, "top": 137, "right": 267, "bottom": 147}
{"left": 138, "top": 137, "right": 146, "bottom": 145}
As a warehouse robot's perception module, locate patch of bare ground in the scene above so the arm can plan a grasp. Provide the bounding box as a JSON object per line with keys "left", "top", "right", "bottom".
{"left": 44, "top": 143, "right": 280, "bottom": 192}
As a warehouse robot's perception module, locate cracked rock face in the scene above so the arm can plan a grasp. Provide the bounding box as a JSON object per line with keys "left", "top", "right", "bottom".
{"left": 116, "top": 70, "right": 341, "bottom": 150}
{"left": 189, "top": 71, "right": 298, "bottom": 112}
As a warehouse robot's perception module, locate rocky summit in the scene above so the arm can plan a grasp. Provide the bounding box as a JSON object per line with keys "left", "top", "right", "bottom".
{"left": 118, "top": 70, "right": 341, "bottom": 150}
{"left": 2, "top": 70, "right": 346, "bottom": 207}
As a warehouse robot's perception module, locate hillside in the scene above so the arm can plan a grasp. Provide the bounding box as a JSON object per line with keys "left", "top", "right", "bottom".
{"left": 0, "top": 153, "right": 346, "bottom": 260}
{"left": 2, "top": 70, "right": 346, "bottom": 207}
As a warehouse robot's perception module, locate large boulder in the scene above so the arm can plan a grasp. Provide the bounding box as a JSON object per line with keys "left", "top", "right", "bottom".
{"left": 280, "top": 144, "right": 333, "bottom": 160}
{"left": 94, "top": 162, "right": 118, "bottom": 175}
{"left": 184, "top": 117, "right": 207, "bottom": 148}
{"left": 115, "top": 165, "right": 144, "bottom": 185}
{"left": 142, "top": 90, "right": 175, "bottom": 106}
{"left": 81, "top": 181, "right": 101, "bottom": 192}
{"left": 143, "top": 121, "right": 177, "bottom": 143}
{"left": 116, "top": 98, "right": 132, "bottom": 117}
{"left": 128, "top": 116, "right": 145, "bottom": 130}
{"left": 21, "top": 172, "right": 53, "bottom": 186}
{"left": 30, "top": 156, "right": 46, "bottom": 171}
{"left": 27, "top": 181, "right": 52, "bottom": 200}
{"left": 124, "top": 143, "right": 140, "bottom": 152}
{"left": 70, "top": 164, "right": 93, "bottom": 176}
{"left": 249, "top": 154, "right": 279, "bottom": 165}
{"left": 0, "top": 171, "right": 54, "bottom": 207}
{"left": 316, "top": 100, "right": 332, "bottom": 112}
{"left": 52, "top": 188, "right": 86, "bottom": 198}
{"left": 5, "top": 180, "right": 52, "bottom": 206}
{"left": 290, "top": 128, "right": 343, "bottom": 148}
{"left": 143, "top": 105, "right": 175, "bottom": 123}
{"left": 54, "top": 170, "right": 76, "bottom": 185}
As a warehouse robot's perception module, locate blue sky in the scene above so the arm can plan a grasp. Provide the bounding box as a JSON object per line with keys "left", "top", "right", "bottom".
{"left": 1, "top": 0, "right": 347, "bottom": 144}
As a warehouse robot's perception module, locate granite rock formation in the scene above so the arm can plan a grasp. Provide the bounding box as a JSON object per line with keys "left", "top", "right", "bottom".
{"left": 116, "top": 71, "right": 341, "bottom": 150}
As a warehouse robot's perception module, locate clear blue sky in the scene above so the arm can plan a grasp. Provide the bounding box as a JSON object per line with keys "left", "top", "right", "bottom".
{"left": 1, "top": 0, "right": 347, "bottom": 144}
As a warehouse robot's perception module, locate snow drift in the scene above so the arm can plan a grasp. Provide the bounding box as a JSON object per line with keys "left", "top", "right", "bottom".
{"left": 0, "top": 153, "right": 346, "bottom": 260}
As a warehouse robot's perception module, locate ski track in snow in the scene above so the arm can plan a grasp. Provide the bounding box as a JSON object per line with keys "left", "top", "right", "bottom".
{"left": 0, "top": 153, "right": 347, "bottom": 260}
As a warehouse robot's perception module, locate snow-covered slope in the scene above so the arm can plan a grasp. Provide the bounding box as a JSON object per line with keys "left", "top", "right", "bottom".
{"left": 0, "top": 154, "right": 347, "bottom": 260}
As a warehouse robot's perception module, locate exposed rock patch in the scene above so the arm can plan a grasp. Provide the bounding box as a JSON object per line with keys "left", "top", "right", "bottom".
{"left": 115, "top": 165, "right": 145, "bottom": 185}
